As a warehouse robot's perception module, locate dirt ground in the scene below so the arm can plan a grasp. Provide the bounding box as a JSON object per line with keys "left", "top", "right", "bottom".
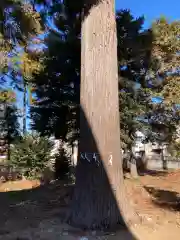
{"left": 0, "top": 170, "right": 180, "bottom": 239}
{"left": 125, "top": 170, "right": 180, "bottom": 239}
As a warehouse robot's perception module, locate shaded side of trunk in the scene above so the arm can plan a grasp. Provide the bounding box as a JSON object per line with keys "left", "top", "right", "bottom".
{"left": 69, "top": 0, "right": 137, "bottom": 230}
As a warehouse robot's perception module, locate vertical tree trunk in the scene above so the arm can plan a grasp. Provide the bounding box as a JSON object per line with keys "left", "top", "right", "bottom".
{"left": 69, "top": 0, "right": 137, "bottom": 230}
{"left": 23, "top": 81, "right": 27, "bottom": 135}
{"left": 162, "top": 148, "right": 167, "bottom": 170}
{"left": 130, "top": 156, "right": 138, "bottom": 179}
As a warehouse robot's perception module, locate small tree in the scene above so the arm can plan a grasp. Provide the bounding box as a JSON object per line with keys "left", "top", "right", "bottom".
{"left": 54, "top": 147, "right": 72, "bottom": 180}
{"left": 10, "top": 133, "right": 53, "bottom": 179}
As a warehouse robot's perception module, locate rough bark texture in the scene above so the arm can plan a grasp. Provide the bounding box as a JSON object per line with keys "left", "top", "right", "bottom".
{"left": 69, "top": 0, "right": 137, "bottom": 230}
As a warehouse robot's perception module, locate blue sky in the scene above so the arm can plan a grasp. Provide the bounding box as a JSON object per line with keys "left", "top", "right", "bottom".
{"left": 12, "top": 1, "right": 180, "bottom": 130}
{"left": 116, "top": 0, "right": 180, "bottom": 28}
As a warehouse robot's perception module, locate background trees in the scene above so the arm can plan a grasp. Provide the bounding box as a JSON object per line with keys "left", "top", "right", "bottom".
{"left": 0, "top": 1, "right": 179, "bottom": 169}
{"left": 1, "top": 1, "right": 179, "bottom": 147}
{"left": 0, "top": 89, "right": 20, "bottom": 142}
{"left": 1, "top": 1, "right": 179, "bottom": 150}
{"left": 30, "top": 0, "right": 81, "bottom": 141}
{"left": 0, "top": 0, "right": 43, "bottom": 68}
{"left": 0, "top": 89, "right": 20, "bottom": 162}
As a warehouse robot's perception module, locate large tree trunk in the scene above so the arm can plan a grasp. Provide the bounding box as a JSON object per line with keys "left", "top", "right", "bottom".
{"left": 69, "top": 0, "right": 137, "bottom": 230}
{"left": 23, "top": 81, "right": 27, "bottom": 135}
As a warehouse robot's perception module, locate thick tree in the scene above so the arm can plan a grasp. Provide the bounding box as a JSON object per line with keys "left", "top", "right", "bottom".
{"left": 69, "top": 0, "right": 137, "bottom": 229}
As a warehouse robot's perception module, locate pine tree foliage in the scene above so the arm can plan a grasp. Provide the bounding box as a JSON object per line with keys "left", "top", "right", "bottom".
{"left": 30, "top": 0, "right": 81, "bottom": 141}
{"left": 0, "top": 0, "right": 43, "bottom": 46}
{"left": 0, "top": 88, "right": 20, "bottom": 142}
{"left": 148, "top": 17, "right": 180, "bottom": 105}
{"left": 5, "top": 104, "right": 20, "bottom": 143}
{"left": 0, "top": 89, "right": 16, "bottom": 102}
{"left": 10, "top": 133, "right": 53, "bottom": 178}
{"left": 0, "top": 0, "right": 43, "bottom": 72}
{"left": 116, "top": 10, "right": 152, "bottom": 147}
{"left": 141, "top": 17, "right": 180, "bottom": 142}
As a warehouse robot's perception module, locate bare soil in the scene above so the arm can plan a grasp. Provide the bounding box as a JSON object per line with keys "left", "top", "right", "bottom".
{"left": 0, "top": 170, "right": 180, "bottom": 239}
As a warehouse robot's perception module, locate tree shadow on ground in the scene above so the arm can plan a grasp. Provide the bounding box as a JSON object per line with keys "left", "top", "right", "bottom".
{"left": 139, "top": 169, "right": 169, "bottom": 177}
{"left": 144, "top": 186, "right": 180, "bottom": 211}
{"left": 0, "top": 107, "right": 138, "bottom": 239}
{"left": 0, "top": 180, "right": 73, "bottom": 234}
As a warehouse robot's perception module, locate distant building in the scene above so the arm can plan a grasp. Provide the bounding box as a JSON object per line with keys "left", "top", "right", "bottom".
{"left": 132, "top": 129, "right": 180, "bottom": 170}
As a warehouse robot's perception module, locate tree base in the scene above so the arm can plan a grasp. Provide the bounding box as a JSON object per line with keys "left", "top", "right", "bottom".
{"left": 67, "top": 177, "right": 139, "bottom": 231}
{"left": 68, "top": 209, "right": 127, "bottom": 231}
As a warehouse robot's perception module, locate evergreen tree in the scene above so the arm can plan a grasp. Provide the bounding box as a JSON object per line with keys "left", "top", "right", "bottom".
{"left": 29, "top": 4, "right": 149, "bottom": 148}
{"left": 141, "top": 18, "right": 180, "bottom": 143}
{"left": 5, "top": 104, "right": 20, "bottom": 143}
{"left": 0, "top": 89, "right": 20, "bottom": 143}
{"left": 30, "top": 0, "right": 81, "bottom": 141}
{"left": 0, "top": 0, "right": 43, "bottom": 70}
{"left": 0, "top": 89, "right": 20, "bottom": 160}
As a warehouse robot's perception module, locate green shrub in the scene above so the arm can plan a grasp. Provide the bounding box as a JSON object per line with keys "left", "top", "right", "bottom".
{"left": 168, "top": 141, "right": 180, "bottom": 158}
{"left": 10, "top": 133, "right": 53, "bottom": 179}
{"left": 54, "top": 147, "right": 72, "bottom": 180}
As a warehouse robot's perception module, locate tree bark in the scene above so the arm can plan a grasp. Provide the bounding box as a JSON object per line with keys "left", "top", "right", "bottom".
{"left": 69, "top": 0, "right": 137, "bottom": 230}
{"left": 130, "top": 157, "right": 138, "bottom": 179}
{"left": 23, "top": 81, "right": 27, "bottom": 135}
